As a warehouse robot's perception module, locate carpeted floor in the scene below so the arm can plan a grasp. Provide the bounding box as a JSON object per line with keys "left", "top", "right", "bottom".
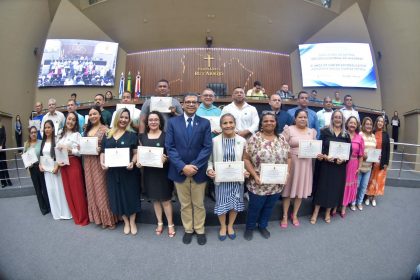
{"left": 0, "top": 186, "right": 419, "bottom": 280}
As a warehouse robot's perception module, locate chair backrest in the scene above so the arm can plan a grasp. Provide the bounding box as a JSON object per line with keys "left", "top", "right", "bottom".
{"left": 207, "top": 83, "right": 227, "bottom": 96}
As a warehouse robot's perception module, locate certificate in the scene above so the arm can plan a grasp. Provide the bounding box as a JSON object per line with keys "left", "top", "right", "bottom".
{"left": 214, "top": 161, "right": 244, "bottom": 183}
{"left": 150, "top": 97, "right": 172, "bottom": 113}
{"left": 80, "top": 137, "right": 98, "bottom": 155}
{"left": 29, "top": 120, "right": 41, "bottom": 130}
{"left": 84, "top": 115, "right": 89, "bottom": 125}
{"left": 105, "top": 148, "right": 130, "bottom": 167}
{"left": 298, "top": 140, "right": 322, "bottom": 158}
{"left": 54, "top": 147, "right": 70, "bottom": 165}
{"left": 202, "top": 116, "right": 221, "bottom": 131}
{"left": 40, "top": 156, "right": 55, "bottom": 173}
{"left": 366, "top": 149, "right": 381, "bottom": 163}
{"left": 137, "top": 146, "right": 164, "bottom": 168}
{"left": 328, "top": 141, "right": 351, "bottom": 160}
{"left": 391, "top": 120, "right": 398, "bottom": 126}
{"left": 260, "top": 163, "right": 288, "bottom": 184}
{"left": 21, "top": 149, "right": 38, "bottom": 168}
{"left": 116, "top": 104, "right": 135, "bottom": 117}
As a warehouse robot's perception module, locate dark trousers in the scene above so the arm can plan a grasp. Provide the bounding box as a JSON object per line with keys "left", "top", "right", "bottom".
{"left": 0, "top": 151, "right": 11, "bottom": 185}
{"left": 29, "top": 164, "right": 50, "bottom": 215}
{"left": 246, "top": 192, "right": 280, "bottom": 230}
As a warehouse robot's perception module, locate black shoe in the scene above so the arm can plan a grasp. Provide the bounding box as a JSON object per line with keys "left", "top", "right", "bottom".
{"left": 197, "top": 233, "right": 207, "bottom": 245}
{"left": 244, "top": 229, "right": 253, "bottom": 241}
{"left": 7, "top": 180, "right": 12, "bottom": 186}
{"left": 258, "top": 227, "right": 271, "bottom": 239}
{"left": 1, "top": 184, "right": 6, "bottom": 188}
{"left": 182, "top": 232, "right": 193, "bottom": 244}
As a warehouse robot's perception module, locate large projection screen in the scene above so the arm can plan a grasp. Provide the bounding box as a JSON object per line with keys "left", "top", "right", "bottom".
{"left": 299, "top": 43, "right": 377, "bottom": 88}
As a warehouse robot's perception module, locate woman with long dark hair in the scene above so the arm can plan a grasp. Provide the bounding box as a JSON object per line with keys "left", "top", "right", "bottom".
{"left": 84, "top": 106, "right": 117, "bottom": 229}
{"left": 23, "top": 126, "right": 50, "bottom": 214}
{"left": 15, "top": 115, "right": 22, "bottom": 147}
{"left": 39, "top": 120, "right": 71, "bottom": 220}
{"left": 57, "top": 112, "right": 89, "bottom": 226}
{"left": 391, "top": 111, "right": 400, "bottom": 150}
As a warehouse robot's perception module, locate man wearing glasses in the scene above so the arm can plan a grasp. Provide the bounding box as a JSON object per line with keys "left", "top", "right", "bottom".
{"left": 196, "top": 88, "right": 222, "bottom": 135}
{"left": 340, "top": 94, "right": 360, "bottom": 123}
{"left": 165, "top": 93, "right": 212, "bottom": 245}
{"left": 221, "top": 87, "right": 259, "bottom": 139}
{"left": 40, "top": 98, "right": 66, "bottom": 137}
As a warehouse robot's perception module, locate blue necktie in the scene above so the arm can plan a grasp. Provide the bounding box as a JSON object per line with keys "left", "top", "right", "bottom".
{"left": 187, "top": 117, "right": 193, "bottom": 139}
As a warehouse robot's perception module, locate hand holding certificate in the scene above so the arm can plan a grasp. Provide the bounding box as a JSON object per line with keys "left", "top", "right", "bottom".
{"left": 150, "top": 97, "right": 172, "bottom": 113}
{"left": 214, "top": 161, "right": 244, "bottom": 183}
{"left": 260, "top": 163, "right": 288, "bottom": 184}
{"left": 29, "top": 120, "right": 41, "bottom": 130}
{"left": 105, "top": 148, "right": 130, "bottom": 167}
{"left": 21, "top": 149, "right": 38, "bottom": 168}
{"left": 40, "top": 156, "right": 55, "bottom": 173}
{"left": 54, "top": 147, "right": 70, "bottom": 165}
{"left": 366, "top": 149, "right": 381, "bottom": 163}
{"left": 80, "top": 137, "right": 99, "bottom": 155}
{"left": 137, "top": 146, "right": 164, "bottom": 168}
{"left": 201, "top": 116, "right": 221, "bottom": 132}
{"left": 328, "top": 141, "right": 351, "bottom": 161}
{"left": 298, "top": 140, "right": 322, "bottom": 158}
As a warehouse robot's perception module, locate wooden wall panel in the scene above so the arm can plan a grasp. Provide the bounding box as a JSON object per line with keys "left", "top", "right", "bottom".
{"left": 126, "top": 48, "right": 292, "bottom": 96}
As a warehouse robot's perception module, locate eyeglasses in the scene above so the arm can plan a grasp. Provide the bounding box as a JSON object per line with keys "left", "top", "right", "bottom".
{"left": 184, "top": 101, "right": 198, "bottom": 105}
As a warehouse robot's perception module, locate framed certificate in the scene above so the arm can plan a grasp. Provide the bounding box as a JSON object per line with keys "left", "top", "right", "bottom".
{"left": 150, "top": 97, "right": 172, "bottom": 113}
{"left": 328, "top": 141, "right": 351, "bottom": 160}
{"left": 105, "top": 148, "right": 130, "bottom": 167}
{"left": 137, "top": 146, "right": 164, "bottom": 168}
{"left": 260, "top": 163, "right": 288, "bottom": 184}
{"left": 80, "top": 137, "right": 98, "bottom": 155}
{"left": 366, "top": 149, "right": 381, "bottom": 163}
{"left": 298, "top": 140, "right": 322, "bottom": 158}
{"left": 201, "top": 116, "right": 221, "bottom": 131}
{"left": 214, "top": 161, "right": 244, "bottom": 183}
{"left": 116, "top": 104, "right": 135, "bottom": 117}
{"left": 40, "top": 156, "right": 55, "bottom": 173}
{"left": 54, "top": 147, "right": 70, "bottom": 165}
{"left": 21, "top": 149, "right": 38, "bottom": 168}
{"left": 29, "top": 120, "right": 41, "bottom": 130}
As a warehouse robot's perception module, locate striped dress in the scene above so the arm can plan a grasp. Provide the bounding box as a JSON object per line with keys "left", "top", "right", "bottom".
{"left": 214, "top": 137, "right": 245, "bottom": 216}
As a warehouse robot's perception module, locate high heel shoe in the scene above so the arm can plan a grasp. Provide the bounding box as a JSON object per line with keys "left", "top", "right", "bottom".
{"left": 168, "top": 224, "right": 176, "bottom": 238}
{"left": 155, "top": 222, "right": 164, "bottom": 236}
{"left": 123, "top": 223, "right": 130, "bottom": 235}
{"left": 310, "top": 216, "right": 317, "bottom": 225}
{"left": 290, "top": 213, "right": 300, "bottom": 227}
{"left": 130, "top": 222, "right": 138, "bottom": 235}
{"left": 340, "top": 212, "right": 346, "bottom": 218}
{"left": 280, "top": 215, "right": 288, "bottom": 229}
{"left": 324, "top": 216, "right": 331, "bottom": 224}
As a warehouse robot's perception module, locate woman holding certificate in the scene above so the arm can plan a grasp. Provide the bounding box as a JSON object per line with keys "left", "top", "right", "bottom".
{"left": 280, "top": 109, "right": 317, "bottom": 228}
{"left": 366, "top": 116, "right": 390, "bottom": 207}
{"left": 39, "top": 120, "right": 72, "bottom": 220}
{"left": 83, "top": 106, "right": 117, "bottom": 229}
{"left": 137, "top": 111, "right": 175, "bottom": 237}
{"left": 311, "top": 110, "right": 351, "bottom": 224}
{"left": 57, "top": 112, "right": 89, "bottom": 226}
{"left": 23, "top": 126, "right": 50, "bottom": 215}
{"left": 243, "top": 112, "right": 290, "bottom": 241}
{"left": 339, "top": 116, "right": 364, "bottom": 217}
{"left": 100, "top": 108, "right": 140, "bottom": 235}
{"left": 353, "top": 117, "right": 376, "bottom": 211}
{"left": 207, "top": 113, "right": 248, "bottom": 241}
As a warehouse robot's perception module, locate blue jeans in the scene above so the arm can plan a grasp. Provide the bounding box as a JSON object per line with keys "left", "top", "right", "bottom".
{"left": 246, "top": 192, "right": 280, "bottom": 230}
{"left": 355, "top": 170, "right": 372, "bottom": 205}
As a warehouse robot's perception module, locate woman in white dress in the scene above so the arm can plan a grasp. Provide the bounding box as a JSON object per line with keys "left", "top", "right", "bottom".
{"left": 39, "top": 120, "right": 72, "bottom": 220}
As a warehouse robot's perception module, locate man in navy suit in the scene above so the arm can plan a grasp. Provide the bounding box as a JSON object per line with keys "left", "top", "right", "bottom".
{"left": 165, "top": 93, "right": 212, "bottom": 245}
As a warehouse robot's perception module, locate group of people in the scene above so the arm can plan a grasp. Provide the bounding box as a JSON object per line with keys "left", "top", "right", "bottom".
{"left": 20, "top": 79, "right": 390, "bottom": 246}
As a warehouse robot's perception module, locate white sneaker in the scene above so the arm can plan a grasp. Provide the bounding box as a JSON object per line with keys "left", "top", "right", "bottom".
{"left": 357, "top": 204, "right": 363, "bottom": 211}
{"left": 365, "top": 199, "right": 370, "bottom": 206}
{"left": 372, "top": 199, "right": 377, "bottom": 207}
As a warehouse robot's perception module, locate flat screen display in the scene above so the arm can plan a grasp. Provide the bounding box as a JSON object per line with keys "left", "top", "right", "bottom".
{"left": 299, "top": 43, "right": 377, "bottom": 88}
{"left": 37, "top": 39, "right": 119, "bottom": 88}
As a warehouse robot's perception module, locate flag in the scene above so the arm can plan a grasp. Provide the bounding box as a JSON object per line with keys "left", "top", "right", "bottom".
{"left": 118, "top": 72, "right": 125, "bottom": 98}
{"left": 135, "top": 71, "right": 141, "bottom": 98}
{"left": 126, "top": 71, "right": 132, "bottom": 93}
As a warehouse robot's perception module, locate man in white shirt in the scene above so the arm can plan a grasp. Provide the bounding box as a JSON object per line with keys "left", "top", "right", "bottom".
{"left": 110, "top": 91, "right": 141, "bottom": 131}
{"left": 40, "top": 98, "right": 66, "bottom": 137}
{"left": 340, "top": 94, "right": 360, "bottom": 123}
{"left": 316, "top": 97, "right": 334, "bottom": 129}
{"left": 221, "top": 87, "right": 259, "bottom": 138}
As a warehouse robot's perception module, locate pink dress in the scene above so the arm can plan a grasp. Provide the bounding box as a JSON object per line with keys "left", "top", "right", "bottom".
{"left": 282, "top": 125, "right": 317, "bottom": 198}
{"left": 342, "top": 133, "right": 364, "bottom": 206}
